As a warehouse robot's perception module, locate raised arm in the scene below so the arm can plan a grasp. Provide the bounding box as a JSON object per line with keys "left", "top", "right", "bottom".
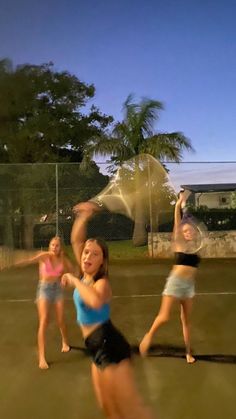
{"left": 173, "top": 191, "right": 187, "bottom": 242}
{"left": 71, "top": 201, "right": 101, "bottom": 266}
{"left": 173, "top": 189, "right": 191, "bottom": 241}
{"left": 174, "top": 197, "right": 183, "bottom": 231}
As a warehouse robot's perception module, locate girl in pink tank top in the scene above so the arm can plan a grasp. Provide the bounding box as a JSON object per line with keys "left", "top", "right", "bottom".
{"left": 14, "top": 236, "right": 74, "bottom": 370}
{"left": 39, "top": 257, "right": 64, "bottom": 278}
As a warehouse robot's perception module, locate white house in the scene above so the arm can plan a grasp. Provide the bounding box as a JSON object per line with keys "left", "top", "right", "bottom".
{"left": 181, "top": 183, "right": 236, "bottom": 209}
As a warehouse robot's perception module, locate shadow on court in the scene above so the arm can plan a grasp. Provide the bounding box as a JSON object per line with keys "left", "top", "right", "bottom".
{"left": 131, "top": 343, "right": 236, "bottom": 364}
{"left": 37, "top": 343, "right": 236, "bottom": 365}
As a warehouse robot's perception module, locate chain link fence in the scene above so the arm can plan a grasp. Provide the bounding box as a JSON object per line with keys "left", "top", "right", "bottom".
{"left": 0, "top": 162, "right": 134, "bottom": 249}
{"left": 0, "top": 161, "right": 236, "bottom": 253}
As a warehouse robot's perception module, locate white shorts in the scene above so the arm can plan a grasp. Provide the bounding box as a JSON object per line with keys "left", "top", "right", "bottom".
{"left": 162, "top": 274, "right": 195, "bottom": 299}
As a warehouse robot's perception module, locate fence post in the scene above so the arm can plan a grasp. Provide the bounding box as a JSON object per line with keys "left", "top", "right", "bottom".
{"left": 55, "top": 163, "right": 59, "bottom": 236}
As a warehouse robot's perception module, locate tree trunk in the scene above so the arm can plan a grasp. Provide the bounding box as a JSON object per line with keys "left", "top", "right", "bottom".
{"left": 132, "top": 220, "right": 147, "bottom": 246}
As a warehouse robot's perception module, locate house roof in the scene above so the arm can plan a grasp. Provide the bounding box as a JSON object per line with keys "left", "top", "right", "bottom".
{"left": 180, "top": 183, "right": 236, "bottom": 193}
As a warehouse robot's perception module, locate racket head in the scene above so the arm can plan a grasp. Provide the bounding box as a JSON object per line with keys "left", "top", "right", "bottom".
{"left": 173, "top": 214, "right": 208, "bottom": 254}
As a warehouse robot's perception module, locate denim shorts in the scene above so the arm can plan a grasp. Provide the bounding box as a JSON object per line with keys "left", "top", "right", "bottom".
{"left": 162, "top": 274, "right": 195, "bottom": 299}
{"left": 84, "top": 320, "right": 131, "bottom": 369}
{"left": 36, "top": 281, "right": 63, "bottom": 303}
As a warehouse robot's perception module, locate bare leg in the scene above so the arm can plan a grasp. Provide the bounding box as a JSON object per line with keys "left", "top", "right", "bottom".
{"left": 91, "top": 363, "right": 121, "bottom": 418}
{"left": 54, "top": 299, "right": 70, "bottom": 352}
{"left": 101, "top": 359, "right": 156, "bottom": 419}
{"left": 180, "top": 299, "right": 195, "bottom": 363}
{"left": 139, "top": 295, "right": 176, "bottom": 356}
{"left": 37, "top": 299, "right": 50, "bottom": 369}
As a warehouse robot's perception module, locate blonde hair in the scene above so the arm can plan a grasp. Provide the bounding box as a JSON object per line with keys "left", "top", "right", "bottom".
{"left": 48, "top": 236, "right": 63, "bottom": 255}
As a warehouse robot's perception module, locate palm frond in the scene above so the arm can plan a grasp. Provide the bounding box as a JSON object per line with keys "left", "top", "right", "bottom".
{"left": 141, "top": 132, "right": 194, "bottom": 162}
{"left": 122, "top": 94, "right": 139, "bottom": 123}
{"left": 83, "top": 94, "right": 194, "bottom": 170}
{"left": 137, "top": 98, "right": 164, "bottom": 137}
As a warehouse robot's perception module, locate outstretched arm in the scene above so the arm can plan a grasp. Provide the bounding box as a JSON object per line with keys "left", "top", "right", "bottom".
{"left": 13, "top": 251, "right": 50, "bottom": 268}
{"left": 71, "top": 201, "right": 101, "bottom": 266}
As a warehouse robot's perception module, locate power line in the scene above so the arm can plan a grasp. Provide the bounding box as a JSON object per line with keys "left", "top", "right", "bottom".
{"left": 96, "top": 161, "right": 236, "bottom": 164}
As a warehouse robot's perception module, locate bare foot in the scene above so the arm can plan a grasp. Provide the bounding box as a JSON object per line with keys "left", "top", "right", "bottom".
{"left": 186, "top": 353, "right": 195, "bottom": 364}
{"left": 139, "top": 333, "right": 152, "bottom": 357}
{"left": 39, "top": 359, "right": 49, "bottom": 370}
{"left": 61, "top": 343, "right": 71, "bottom": 353}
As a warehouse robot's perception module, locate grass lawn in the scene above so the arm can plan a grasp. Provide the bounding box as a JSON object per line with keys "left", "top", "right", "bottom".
{"left": 66, "top": 240, "right": 150, "bottom": 262}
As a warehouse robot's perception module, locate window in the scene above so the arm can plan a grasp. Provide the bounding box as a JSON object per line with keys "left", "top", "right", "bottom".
{"left": 219, "top": 195, "right": 230, "bottom": 206}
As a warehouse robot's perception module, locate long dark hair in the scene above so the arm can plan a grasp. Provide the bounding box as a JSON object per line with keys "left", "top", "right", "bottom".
{"left": 81, "top": 237, "right": 109, "bottom": 282}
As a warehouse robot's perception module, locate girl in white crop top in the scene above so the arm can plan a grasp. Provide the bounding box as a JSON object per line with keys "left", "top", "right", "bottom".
{"left": 140, "top": 191, "right": 200, "bottom": 364}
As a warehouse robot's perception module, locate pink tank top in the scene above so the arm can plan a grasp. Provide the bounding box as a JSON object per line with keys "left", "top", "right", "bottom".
{"left": 40, "top": 258, "right": 64, "bottom": 278}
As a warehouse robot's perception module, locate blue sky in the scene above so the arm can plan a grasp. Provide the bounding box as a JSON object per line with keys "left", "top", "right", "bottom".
{"left": 1, "top": 0, "right": 236, "bottom": 170}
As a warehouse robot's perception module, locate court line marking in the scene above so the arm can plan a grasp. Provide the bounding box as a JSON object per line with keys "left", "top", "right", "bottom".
{"left": 115, "top": 294, "right": 161, "bottom": 299}
{"left": 113, "top": 291, "right": 236, "bottom": 298}
{"left": 1, "top": 291, "right": 236, "bottom": 303}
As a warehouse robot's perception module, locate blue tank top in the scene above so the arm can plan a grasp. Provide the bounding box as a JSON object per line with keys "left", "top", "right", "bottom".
{"left": 73, "top": 287, "right": 110, "bottom": 325}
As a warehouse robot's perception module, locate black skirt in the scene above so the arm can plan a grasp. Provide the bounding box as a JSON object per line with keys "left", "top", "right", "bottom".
{"left": 84, "top": 320, "right": 131, "bottom": 369}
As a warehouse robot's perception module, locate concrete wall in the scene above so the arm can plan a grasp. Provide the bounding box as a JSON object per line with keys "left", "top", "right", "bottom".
{"left": 148, "top": 230, "right": 236, "bottom": 258}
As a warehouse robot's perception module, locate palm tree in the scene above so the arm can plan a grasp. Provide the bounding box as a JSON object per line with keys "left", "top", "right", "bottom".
{"left": 84, "top": 94, "right": 194, "bottom": 245}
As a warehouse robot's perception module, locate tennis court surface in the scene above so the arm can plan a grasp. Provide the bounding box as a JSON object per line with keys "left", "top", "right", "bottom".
{"left": 1, "top": 258, "right": 236, "bottom": 419}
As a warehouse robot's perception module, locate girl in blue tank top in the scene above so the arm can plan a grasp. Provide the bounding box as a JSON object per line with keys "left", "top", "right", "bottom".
{"left": 73, "top": 282, "right": 110, "bottom": 325}
{"left": 61, "top": 201, "right": 156, "bottom": 419}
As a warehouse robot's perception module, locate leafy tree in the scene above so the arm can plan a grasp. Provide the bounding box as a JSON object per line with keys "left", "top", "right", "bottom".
{"left": 0, "top": 58, "right": 113, "bottom": 163}
{"left": 83, "top": 94, "right": 194, "bottom": 245}
{"left": 83, "top": 94, "right": 193, "bottom": 168}
{"left": 0, "top": 162, "right": 109, "bottom": 249}
{"left": 230, "top": 192, "right": 236, "bottom": 209}
{"left": 0, "top": 58, "right": 112, "bottom": 247}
